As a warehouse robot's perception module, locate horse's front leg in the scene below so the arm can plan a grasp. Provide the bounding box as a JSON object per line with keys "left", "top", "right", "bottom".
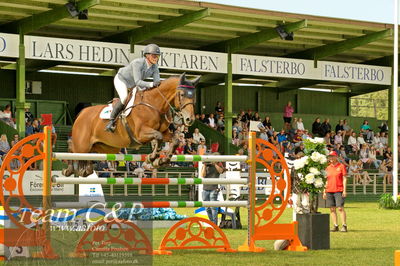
{"left": 137, "top": 128, "right": 163, "bottom": 165}
{"left": 157, "top": 133, "right": 179, "bottom": 166}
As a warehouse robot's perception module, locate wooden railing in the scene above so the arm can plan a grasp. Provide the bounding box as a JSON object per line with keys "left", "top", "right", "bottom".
{"left": 346, "top": 173, "right": 399, "bottom": 195}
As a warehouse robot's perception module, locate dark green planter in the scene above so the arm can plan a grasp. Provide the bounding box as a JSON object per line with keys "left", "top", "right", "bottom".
{"left": 297, "top": 213, "right": 330, "bottom": 250}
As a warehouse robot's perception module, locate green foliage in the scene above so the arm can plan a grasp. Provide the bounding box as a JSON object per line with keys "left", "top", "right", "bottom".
{"left": 351, "top": 90, "right": 390, "bottom": 120}
{"left": 294, "top": 138, "right": 328, "bottom": 195}
{"left": 378, "top": 193, "right": 400, "bottom": 209}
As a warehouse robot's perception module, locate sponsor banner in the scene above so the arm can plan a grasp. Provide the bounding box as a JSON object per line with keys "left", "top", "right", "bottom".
{"left": 0, "top": 32, "right": 391, "bottom": 84}
{"left": 25, "top": 35, "right": 132, "bottom": 65}
{"left": 3, "top": 170, "right": 74, "bottom": 195}
{"left": 232, "top": 54, "right": 392, "bottom": 85}
{"left": 0, "top": 32, "right": 19, "bottom": 58}
{"left": 132, "top": 45, "right": 227, "bottom": 73}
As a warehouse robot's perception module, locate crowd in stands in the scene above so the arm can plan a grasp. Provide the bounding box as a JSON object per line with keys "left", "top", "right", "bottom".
{"left": 196, "top": 101, "right": 396, "bottom": 185}
{"left": 0, "top": 101, "right": 398, "bottom": 185}
{"left": 0, "top": 105, "right": 57, "bottom": 169}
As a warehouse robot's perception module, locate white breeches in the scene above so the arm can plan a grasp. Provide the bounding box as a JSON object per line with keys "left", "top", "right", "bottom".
{"left": 114, "top": 75, "right": 129, "bottom": 103}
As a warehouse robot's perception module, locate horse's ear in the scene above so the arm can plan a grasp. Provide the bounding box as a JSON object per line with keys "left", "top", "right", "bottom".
{"left": 192, "top": 76, "right": 201, "bottom": 87}
{"left": 179, "top": 72, "right": 186, "bottom": 84}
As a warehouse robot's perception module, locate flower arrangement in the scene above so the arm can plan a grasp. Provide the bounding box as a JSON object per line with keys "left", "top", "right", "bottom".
{"left": 293, "top": 137, "right": 328, "bottom": 213}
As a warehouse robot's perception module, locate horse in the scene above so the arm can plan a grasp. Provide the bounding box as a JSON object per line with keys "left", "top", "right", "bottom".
{"left": 62, "top": 73, "right": 200, "bottom": 177}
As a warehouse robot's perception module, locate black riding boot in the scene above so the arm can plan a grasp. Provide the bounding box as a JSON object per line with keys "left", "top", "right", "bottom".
{"left": 105, "top": 100, "right": 124, "bottom": 132}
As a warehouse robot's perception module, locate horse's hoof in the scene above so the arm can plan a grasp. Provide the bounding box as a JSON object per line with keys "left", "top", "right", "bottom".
{"left": 62, "top": 168, "right": 73, "bottom": 177}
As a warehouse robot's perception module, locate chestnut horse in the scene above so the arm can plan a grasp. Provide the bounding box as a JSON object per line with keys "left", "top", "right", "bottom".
{"left": 63, "top": 73, "right": 199, "bottom": 177}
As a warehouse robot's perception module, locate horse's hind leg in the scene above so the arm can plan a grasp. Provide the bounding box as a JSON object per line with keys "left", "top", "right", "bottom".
{"left": 62, "top": 161, "right": 75, "bottom": 177}
{"left": 77, "top": 161, "right": 93, "bottom": 177}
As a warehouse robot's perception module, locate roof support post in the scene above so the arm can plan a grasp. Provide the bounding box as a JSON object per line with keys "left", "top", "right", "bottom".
{"left": 15, "top": 32, "right": 29, "bottom": 137}
{"left": 129, "top": 8, "right": 210, "bottom": 51}
{"left": 224, "top": 49, "right": 233, "bottom": 155}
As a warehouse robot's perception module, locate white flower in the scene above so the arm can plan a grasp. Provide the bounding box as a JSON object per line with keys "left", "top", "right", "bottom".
{"left": 319, "top": 155, "right": 327, "bottom": 164}
{"left": 305, "top": 173, "right": 315, "bottom": 184}
{"left": 297, "top": 173, "right": 304, "bottom": 180}
{"left": 310, "top": 151, "right": 322, "bottom": 162}
{"left": 314, "top": 137, "right": 325, "bottom": 143}
{"left": 314, "top": 178, "right": 324, "bottom": 188}
{"left": 302, "top": 156, "right": 309, "bottom": 165}
{"left": 293, "top": 159, "right": 305, "bottom": 170}
{"left": 309, "top": 167, "right": 320, "bottom": 175}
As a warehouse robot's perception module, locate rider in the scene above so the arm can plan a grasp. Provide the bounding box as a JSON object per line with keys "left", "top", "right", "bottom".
{"left": 105, "top": 43, "right": 161, "bottom": 132}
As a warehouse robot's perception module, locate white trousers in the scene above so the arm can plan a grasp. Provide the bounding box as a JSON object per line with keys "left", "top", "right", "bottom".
{"left": 114, "top": 75, "right": 129, "bottom": 103}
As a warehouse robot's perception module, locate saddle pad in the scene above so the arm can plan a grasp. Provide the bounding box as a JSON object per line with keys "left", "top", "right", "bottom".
{"left": 99, "top": 87, "right": 137, "bottom": 120}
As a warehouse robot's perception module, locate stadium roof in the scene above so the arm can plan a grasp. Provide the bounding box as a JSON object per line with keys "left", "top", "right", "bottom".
{"left": 0, "top": 0, "right": 395, "bottom": 95}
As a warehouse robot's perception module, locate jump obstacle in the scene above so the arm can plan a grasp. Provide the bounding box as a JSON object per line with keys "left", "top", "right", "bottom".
{"left": 0, "top": 126, "right": 306, "bottom": 260}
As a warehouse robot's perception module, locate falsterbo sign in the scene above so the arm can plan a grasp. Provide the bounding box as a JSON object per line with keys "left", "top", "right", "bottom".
{"left": 0, "top": 32, "right": 391, "bottom": 84}
{"left": 233, "top": 54, "right": 392, "bottom": 85}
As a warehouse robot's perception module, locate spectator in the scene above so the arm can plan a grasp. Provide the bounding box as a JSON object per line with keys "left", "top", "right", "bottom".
{"left": 0, "top": 134, "right": 10, "bottom": 156}
{"left": 197, "top": 139, "right": 207, "bottom": 154}
{"left": 192, "top": 128, "right": 205, "bottom": 145}
{"left": 244, "top": 109, "right": 253, "bottom": 122}
{"left": 357, "top": 132, "right": 366, "bottom": 149}
{"left": 347, "top": 132, "right": 358, "bottom": 154}
{"left": 232, "top": 128, "right": 240, "bottom": 146}
{"left": 182, "top": 127, "right": 192, "bottom": 139}
{"left": 25, "top": 121, "right": 34, "bottom": 137}
{"left": 296, "top": 117, "right": 305, "bottom": 131}
{"left": 380, "top": 132, "right": 388, "bottom": 148}
{"left": 372, "top": 132, "right": 384, "bottom": 155}
{"left": 292, "top": 130, "right": 303, "bottom": 147}
{"left": 360, "top": 120, "right": 373, "bottom": 141}
{"left": 312, "top": 117, "right": 322, "bottom": 137}
{"left": 342, "top": 119, "right": 352, "bottom": 136}
{"left": 277, "top": 129, "right": 288, "bottom": 151}
{"left": 32, "top": 119, "right": 41, "bottom": 134}
{"left": 349, "top": 160, "right": 362, "bottom": 184}
{"left": 323, "top": 151, "right": 348, "bottom": 232}
{"left": 321, "top": 118, "right": 332, "bottom": 137}
{"left": 359, "top": 144, "right": 372, "bottom": 167}
{"left": 338, "top": 145, "right": 350, "bottom": 164}
{"left": 368, "top": 146, "right": 381, "bottom": 169}
{"left": 294, "top": 143, "right": 305, "bottom": 158}
{"left": 283, "top": 101, "right": 294, "bottom": 130}
{"left": 96, "top": 160, "right": 111, "bottom": 177}
{"left": 335, "top": 120, "right": 344, "bottom": 134}
{"left": 25, "top": 108, "right": 34, "bottom": 124}
{"left": 184, "top": 138, "right": 196, "bottom": 155}
{"left": 251, "top": 112, "right": 261, "bottom": 121}
{"left": 258, "top": 125, "right": 269, "bottom": 141}
{"left": 216, "top": 114, "right": 225, "bottom": 134}
{"left": 301, "top": 129, "right": 310, "bottom": 140}
{"left": 380, "top": 159, "right": 393, "bottom": 185}
{"left": 324, "top": 132, "right": 333, "bottom": 147}
{"left": 207, "top": 113, "right": 216, "bottom": 129}
{"left": 262, "top": 116, "right": 273, "bottom": 136}
{"left": 1, "top": 104, "right": 15, "bottom": 128}
{"left": 334, "top": 130, "right": 343, "bottom": 146}
{"left": 214, "top": 101, "right": 224, "bottom": 118}
{"left": 383, "top": 147, "right": 393, "bottom": 164}
{"left": 200, "top": 158, "right": 225, "bottom": 225}
{"left": 11, "top": 134, "right": 20, "bottom": 147}
{"left": 175, "top": 141, "right": 185, "bottom": 155}
{"left": 378, "top": 121, "right": 389, "bottom": 133}
{"left": 199, "top": 113, "right": 207, "bottom": 124}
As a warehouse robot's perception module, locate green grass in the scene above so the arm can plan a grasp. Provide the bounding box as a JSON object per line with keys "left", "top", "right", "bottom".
{"left": 5, "top": 202, "right": 400, "bottom": 266}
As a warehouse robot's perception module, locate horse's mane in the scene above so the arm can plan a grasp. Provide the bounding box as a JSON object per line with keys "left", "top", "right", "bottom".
{"left": 158, "top": 76, "right": 179, "bottom": 91}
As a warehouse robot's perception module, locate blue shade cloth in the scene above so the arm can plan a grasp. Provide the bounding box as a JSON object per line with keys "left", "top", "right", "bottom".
{"left": 117, "top": 208, "right": 187, "bottom": 220}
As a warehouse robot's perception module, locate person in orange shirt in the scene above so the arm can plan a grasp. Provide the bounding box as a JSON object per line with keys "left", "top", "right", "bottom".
{"left": 323, "top": 151, "right": 348, "bottom": 232}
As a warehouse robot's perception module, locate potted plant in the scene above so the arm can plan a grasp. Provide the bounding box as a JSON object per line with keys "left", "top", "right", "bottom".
{"left": 293, "top": 137, "right": 330, "bottom": 250}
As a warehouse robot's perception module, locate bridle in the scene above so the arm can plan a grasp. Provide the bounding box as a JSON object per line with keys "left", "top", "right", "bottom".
{"left": 155, "top": 84, "right": 196, "bottom": 126}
